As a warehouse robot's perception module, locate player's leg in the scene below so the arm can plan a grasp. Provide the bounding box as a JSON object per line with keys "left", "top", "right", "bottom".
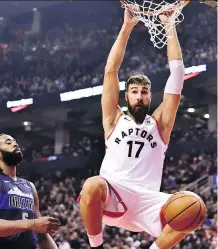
{"left": 79, "top": 176, "right": 107, "bottom": 248}
{"left": 151, "top": 225, "right": 188, "bottom": 249}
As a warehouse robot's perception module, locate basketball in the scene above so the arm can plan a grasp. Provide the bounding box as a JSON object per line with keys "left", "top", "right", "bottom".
{"left": 163, "top": 191, "right": 207, "bottom": 233}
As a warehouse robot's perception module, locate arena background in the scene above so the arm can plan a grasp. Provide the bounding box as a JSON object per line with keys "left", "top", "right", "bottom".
{"left": 0, "top": 1, "right": 217, "bottom": 249}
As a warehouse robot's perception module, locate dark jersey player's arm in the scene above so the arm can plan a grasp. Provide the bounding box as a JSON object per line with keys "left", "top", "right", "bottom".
{"left": 30, "top": 182, "right": 58, "bottom": 249}
{"left": 0, "top": 218, "right": 34, "bottom": 237}
{"left": 102, "top": 23, "right": 134, "bottom": 138}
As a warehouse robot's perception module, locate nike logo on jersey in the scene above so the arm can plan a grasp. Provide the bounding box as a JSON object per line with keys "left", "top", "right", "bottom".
{"left": 124, "top": 117, "right": 131, "bottom": 121}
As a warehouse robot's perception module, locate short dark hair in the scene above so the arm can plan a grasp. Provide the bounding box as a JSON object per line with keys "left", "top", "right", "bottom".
{"left": 126, "top": 74, "right": 151, "bottom": 91}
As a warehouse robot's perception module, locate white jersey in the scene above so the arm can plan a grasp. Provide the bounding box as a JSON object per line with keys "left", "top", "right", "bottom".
{"left": 100, "top": 113, "right": 168, "bottom": 191}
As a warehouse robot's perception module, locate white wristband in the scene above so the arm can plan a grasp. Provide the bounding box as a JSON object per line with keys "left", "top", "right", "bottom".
{"left": 164, "top": 60, "right": 185, "bottom": 95}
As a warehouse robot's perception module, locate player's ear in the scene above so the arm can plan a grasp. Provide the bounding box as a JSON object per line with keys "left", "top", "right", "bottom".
{"left": 150, "top": 92, "right": 152, "bottom": 102}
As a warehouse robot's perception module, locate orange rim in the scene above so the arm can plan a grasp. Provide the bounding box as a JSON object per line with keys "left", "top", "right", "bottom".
{"left": 120, "top": 0, "right": 190, "bottom": 16}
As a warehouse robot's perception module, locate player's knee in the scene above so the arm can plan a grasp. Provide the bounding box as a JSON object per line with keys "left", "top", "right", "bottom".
{"left": 81, "top": 176, "right": 107, "bottom": 205}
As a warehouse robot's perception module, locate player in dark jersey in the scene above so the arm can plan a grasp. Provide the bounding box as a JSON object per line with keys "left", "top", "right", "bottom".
{"left": 0, "top": 133, "right": 61, "bottom": 249}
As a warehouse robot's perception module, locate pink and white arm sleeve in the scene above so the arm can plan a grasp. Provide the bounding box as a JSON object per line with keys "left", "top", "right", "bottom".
{"left": 164, "top": 60, "right": 185, "bottom": 95}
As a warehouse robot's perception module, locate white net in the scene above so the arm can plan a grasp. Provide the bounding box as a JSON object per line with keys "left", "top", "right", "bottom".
{"left": 121, "top": 0, "right": 188, "bottom": 49}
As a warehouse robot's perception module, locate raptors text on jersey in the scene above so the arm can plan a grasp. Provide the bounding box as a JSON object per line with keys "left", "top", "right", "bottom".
{"left": 100, "top": 114, "right": 168, "bottom": 191}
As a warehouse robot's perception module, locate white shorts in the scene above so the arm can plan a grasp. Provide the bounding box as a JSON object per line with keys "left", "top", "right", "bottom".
{"left": 102, "top": 178, "right": 172, "bottom": 238}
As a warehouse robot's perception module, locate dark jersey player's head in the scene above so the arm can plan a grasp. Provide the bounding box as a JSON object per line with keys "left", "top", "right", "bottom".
{"left": 125, "top": 74, "right": 152, "bottom": 124}
{"left": 0, "top": 134, "right": 23, "bottom": 167}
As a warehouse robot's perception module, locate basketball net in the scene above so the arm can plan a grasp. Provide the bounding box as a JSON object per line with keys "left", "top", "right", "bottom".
{"left": 121, "top": 0, "right": 189, "bottom": 49}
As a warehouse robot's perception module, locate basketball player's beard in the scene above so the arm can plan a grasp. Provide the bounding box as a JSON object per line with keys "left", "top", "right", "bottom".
{"left": 0, "top": 150, "right": 23, "bottom": 167}
{"left": 127, "top": 101, "right": 150, "bottom": 124}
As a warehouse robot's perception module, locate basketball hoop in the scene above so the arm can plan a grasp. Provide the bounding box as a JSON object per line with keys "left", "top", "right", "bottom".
{"left": 120, "top": 0, "right": 190, "bottom": 49}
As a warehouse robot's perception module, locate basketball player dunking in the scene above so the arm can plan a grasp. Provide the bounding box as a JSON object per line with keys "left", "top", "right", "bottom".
{"left": 79, "top": 7, "right": 206, "bottom": 249}
{"left": 0, "top": 133, "right": 60, "bottom": 249}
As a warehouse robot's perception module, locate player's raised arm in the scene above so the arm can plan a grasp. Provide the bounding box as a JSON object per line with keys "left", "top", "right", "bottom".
{"left": 152, "top": 14, "right": 185, "bottom": 144}
{"left": 102, "top": 6, "right": 138, "bottom": 137}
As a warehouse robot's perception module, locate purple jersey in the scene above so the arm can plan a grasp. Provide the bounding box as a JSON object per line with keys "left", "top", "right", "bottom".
{"left": 0, "top": 174, "right": 38, "bottom": 249}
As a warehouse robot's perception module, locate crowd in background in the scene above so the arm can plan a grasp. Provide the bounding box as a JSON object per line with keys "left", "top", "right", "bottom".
{"left": 162, "top": 152, "right": 216, "bottom": 190}
{"left": 16, "top": 122, "right": 215, "bottom": 162}
{"left": 171, "top": 123, "right": 217, "bottom": 143}
{"left": 19, "top": 132, "right": 100, "bottom": 162}
{"left": 0, "top": 4, "right": 217, "bottom": 101}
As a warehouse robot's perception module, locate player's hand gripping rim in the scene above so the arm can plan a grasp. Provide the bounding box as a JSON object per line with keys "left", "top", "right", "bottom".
{"left": 124, "top": 4, "right": 139, "bottom": 27}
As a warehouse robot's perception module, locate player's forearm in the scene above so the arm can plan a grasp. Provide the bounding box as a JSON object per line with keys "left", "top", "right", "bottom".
{"left": 167, "top": 27, "right": 183, "bottom": 62}
{"left": 105, "top": 24, "right": 133, "bottom": 72}
{"left": 0, "top": 219, "right": 33, "bottom": 237}
{"left": 38, "top": 233, "right": 58, "bottom": 249}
